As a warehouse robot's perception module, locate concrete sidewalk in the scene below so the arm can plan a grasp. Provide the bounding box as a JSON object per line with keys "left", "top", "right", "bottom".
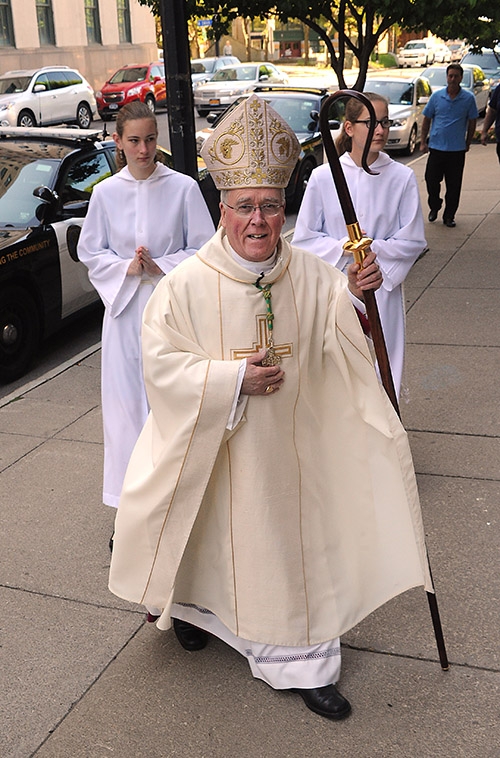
{"left": 1, "top": 143, "right": 499, "bottom": 757}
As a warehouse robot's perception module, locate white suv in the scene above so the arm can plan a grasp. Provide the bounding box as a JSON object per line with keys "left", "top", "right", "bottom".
{"left": 397, "top": 40, "right": 436, "bottom": 68}
{"left": 0, "top": 66, "right": 97, "bottom": 129}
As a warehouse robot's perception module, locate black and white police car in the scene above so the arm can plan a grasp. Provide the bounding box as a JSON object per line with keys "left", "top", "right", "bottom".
{"left": 0, "top": 126, "right": 216, "bottom": 384}
{"left": 0, "top": 127, "right": 116, "bottom": 383}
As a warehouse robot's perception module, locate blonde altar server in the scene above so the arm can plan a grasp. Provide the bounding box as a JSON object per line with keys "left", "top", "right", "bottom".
{"left": 293, "top": 92, "right": 426, "bottom": 397}
{"left": 78, "top": 102, "right": 214, "bottom": 516}
{"left": 109, "top": 95, "right": 433, "bottom": 721}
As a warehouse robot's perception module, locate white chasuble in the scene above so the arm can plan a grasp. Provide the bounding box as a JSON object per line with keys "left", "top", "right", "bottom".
{"left": 109, "top": 228, "right": 433, "bottom": 648}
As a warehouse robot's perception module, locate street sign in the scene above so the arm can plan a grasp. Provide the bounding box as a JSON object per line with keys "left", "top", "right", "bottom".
{"left": 198, "top": 18, "right": 212, "bottom": 26}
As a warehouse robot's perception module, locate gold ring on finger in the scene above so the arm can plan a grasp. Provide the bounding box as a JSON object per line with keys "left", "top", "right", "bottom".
{"left": 265, "top": 385, "right": 274, "bottom": 393}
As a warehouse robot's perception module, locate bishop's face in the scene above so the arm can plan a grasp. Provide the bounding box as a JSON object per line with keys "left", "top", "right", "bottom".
{"left": 220, "top": 188, "right": 285, "bottom": 262}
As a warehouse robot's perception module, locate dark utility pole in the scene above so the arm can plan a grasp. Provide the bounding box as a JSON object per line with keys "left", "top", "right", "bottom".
{"left": 213, "top": 13, "right": 220, "bottom": 56}
{"left": 158, "top": 0, "right": 198, "bottom": 179}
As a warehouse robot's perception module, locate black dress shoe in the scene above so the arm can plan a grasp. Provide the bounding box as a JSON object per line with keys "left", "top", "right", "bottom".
{"left": 428, "top": 209, "right": 438, "bottom": 222}
{"left": 290, "top": 684, "right": 351, "bottom": 720}
{"left": 172, "top": 618, "right": 209, "bottom": 651}
{"left": 443, "top": 218, "right": 456, "bottom": 227}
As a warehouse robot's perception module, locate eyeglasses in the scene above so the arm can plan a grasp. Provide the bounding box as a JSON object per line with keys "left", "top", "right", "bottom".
{"left": 223, "top": 202, "right": 284, "bottom": 217}
{"left": 353, "top": 118, "right": 393, "bottom": 129}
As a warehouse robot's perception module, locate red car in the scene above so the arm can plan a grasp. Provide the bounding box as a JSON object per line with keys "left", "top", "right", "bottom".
{"left": 96, "top": 62, "right": 166, "bottom": 120}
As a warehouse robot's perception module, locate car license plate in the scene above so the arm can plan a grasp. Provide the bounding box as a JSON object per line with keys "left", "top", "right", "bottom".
{"left": 109, "top": 104, "right": 119, "bottom": 110}
{"left": 209, "top": 99, "right": 220, "bottom": 106}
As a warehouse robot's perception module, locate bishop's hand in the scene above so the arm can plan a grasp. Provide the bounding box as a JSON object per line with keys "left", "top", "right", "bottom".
{"left": 241, "top": 348, "right": 285, "bottom": 396}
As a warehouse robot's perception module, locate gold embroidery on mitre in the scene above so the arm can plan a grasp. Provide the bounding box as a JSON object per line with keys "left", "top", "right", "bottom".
{"left": 200, "top": 93, "right": 301, "bottom": 190}
{"left": 269, "top": 117, "right": 294, "bottom": 164}
{"left": 209, "top": 118, "right": 245, "bottom": 166}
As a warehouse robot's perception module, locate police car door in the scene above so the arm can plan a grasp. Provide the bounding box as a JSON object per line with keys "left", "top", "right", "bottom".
{"left": 54, "top": 149, "right": 113, "bottom": 317}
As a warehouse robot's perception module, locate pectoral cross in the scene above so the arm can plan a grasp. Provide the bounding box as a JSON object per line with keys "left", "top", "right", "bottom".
{"left": 231, "top": 313, "right": 292, "bottom": 363}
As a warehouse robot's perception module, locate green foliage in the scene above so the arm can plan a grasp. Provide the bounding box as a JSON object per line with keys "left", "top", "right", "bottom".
{"left": 428, "top": 2, "right": 500, "bottom": 50}
{"left": 142, "top": 0, "right": 500, "bottom": 89}
{"left": 370, "top": 52, "right": 398, "bottom": 68}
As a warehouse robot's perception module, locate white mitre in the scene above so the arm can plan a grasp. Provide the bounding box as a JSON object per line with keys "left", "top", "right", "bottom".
{"left": 200, "top": 93, "right": 301, "bottom": 190}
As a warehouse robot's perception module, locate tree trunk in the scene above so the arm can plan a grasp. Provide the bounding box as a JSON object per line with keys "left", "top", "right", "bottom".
{"left": 303, "top": 23, "right": 309, "bottom": 64}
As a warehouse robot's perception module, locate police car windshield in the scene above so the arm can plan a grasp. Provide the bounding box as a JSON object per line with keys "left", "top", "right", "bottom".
{"left": 0, "top": 158, "right": 57, "bottom": 227}
{"left": 0, "top": 76, "right": 32, "bottom": 94}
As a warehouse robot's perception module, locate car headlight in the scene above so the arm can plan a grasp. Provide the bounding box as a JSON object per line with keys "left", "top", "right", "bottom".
{"left": 96, "top": 90, "right": 102, "bottom": 98}
{"left": 391, "top": 117, "right": 408, "bottom": 127}
{"left": 0, "top": 102, "right": 13, "bottom": 112}
{"left": 128, "top": 86, "right": 142, "bottom": 97}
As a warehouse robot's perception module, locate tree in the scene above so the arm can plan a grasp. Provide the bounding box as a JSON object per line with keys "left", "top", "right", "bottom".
{"left": 139, "top": 0, "right": 500, "bottom": 90}
{"left": 427, "top": 2, "right": 500, "bottom": 52}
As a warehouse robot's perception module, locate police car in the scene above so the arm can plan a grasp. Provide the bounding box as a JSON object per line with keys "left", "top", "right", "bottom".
{"left": 0, "top": 127, "right": 117, "bottom": 383}
{"left": 0, "top": 126, "right": 217, "bottom": 384}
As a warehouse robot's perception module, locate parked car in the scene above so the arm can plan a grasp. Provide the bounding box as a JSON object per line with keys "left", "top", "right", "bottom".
{"left": 460, "top": 48, "right": 500, "bottom": 88}
{"left": 0, "top": 126, "right": 213, "bottom": 383}
{"left": 191, "top": 56, "right": 240, "bottom": 87}
{"left": 96, "top": 62, "right": 166, "bottom": 120}
{"left": 195, "top": 86, "right": 339, "bottom": 209}
{"left": 433, "top": 44, "right": 452, "bottom": 64}
{"left": 447, "top": 42, "right": 466, "bottom": 62}
{"left": 0, "top": 66, "right": 96, "bottom": 129}
{"left": 193, "top": 63, "right": 289, "bottom": 116}
{"left": 397, "top": 39, "right": 436, "bottom": 68}
{"left": 422, "top": 64, "right": 490, "bottom": 115}
{"left": 364, "top": 75, "right": 432, "bottom": 154}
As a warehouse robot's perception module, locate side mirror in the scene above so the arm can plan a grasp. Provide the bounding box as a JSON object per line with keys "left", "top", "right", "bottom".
{"left": 33, "top": 185, "right": 58, "bottom": 204}
{"left": 33, "top": 185, "right": 59, "bottom": 223}
{"left": 33, "top": 83, "right": 47, "bottom": 93}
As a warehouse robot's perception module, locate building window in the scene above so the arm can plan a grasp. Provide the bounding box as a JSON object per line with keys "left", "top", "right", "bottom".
{"left": 0, "top": 0, "right": 15, "bottom": 47}
{"left": 85, "top": 0, "right": 102, "bottom": 44}
{"left": 117, "top": 0, "right": 131, "bottom": 44}
{"left": 36, "top": 0, "right": 55, "bottom": 46}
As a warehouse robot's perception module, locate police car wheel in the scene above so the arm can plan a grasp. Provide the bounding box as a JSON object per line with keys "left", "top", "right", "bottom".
{"left": 0, "top": 286, "right": 41, "bottom": 384}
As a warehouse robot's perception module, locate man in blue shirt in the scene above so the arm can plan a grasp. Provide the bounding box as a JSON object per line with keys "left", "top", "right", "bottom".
{"left": 480, "top": 83, "right": 500, "bottom": 163}
{"left": 420, "top": 64, "right": 478, "bottom": 227}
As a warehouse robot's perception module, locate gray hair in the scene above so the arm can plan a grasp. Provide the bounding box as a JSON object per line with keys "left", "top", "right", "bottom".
{"left": 220, "top": 188, "right": 285, "bottom": 204}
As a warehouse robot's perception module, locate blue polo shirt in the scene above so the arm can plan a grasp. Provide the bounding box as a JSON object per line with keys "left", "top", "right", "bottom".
{"left": 423, "top": 87, "right": 478, "bottom": 151}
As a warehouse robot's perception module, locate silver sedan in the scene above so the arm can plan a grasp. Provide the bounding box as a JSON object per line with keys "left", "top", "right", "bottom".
{"left": 193, "top": 63, "right": 288, "bottom": 117}
{"left": 364, "top": 75, "right": 433, "bottom": 155}
{"left": 422, "top": 64, "right": 490, "bottom": 116}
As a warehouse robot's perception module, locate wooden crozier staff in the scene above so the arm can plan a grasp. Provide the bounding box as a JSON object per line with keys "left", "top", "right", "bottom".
{"left": 320, "top": 90, "right": 449, "bottom": 671}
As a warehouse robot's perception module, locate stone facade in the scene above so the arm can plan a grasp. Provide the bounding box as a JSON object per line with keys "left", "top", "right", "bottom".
{"left": 0, "top": 0, "right": 158, "bottom": 91}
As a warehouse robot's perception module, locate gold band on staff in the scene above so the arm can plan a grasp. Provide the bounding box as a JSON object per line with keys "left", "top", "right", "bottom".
{"left": 342, "top": 221, "right": 373, "bottom": 267}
